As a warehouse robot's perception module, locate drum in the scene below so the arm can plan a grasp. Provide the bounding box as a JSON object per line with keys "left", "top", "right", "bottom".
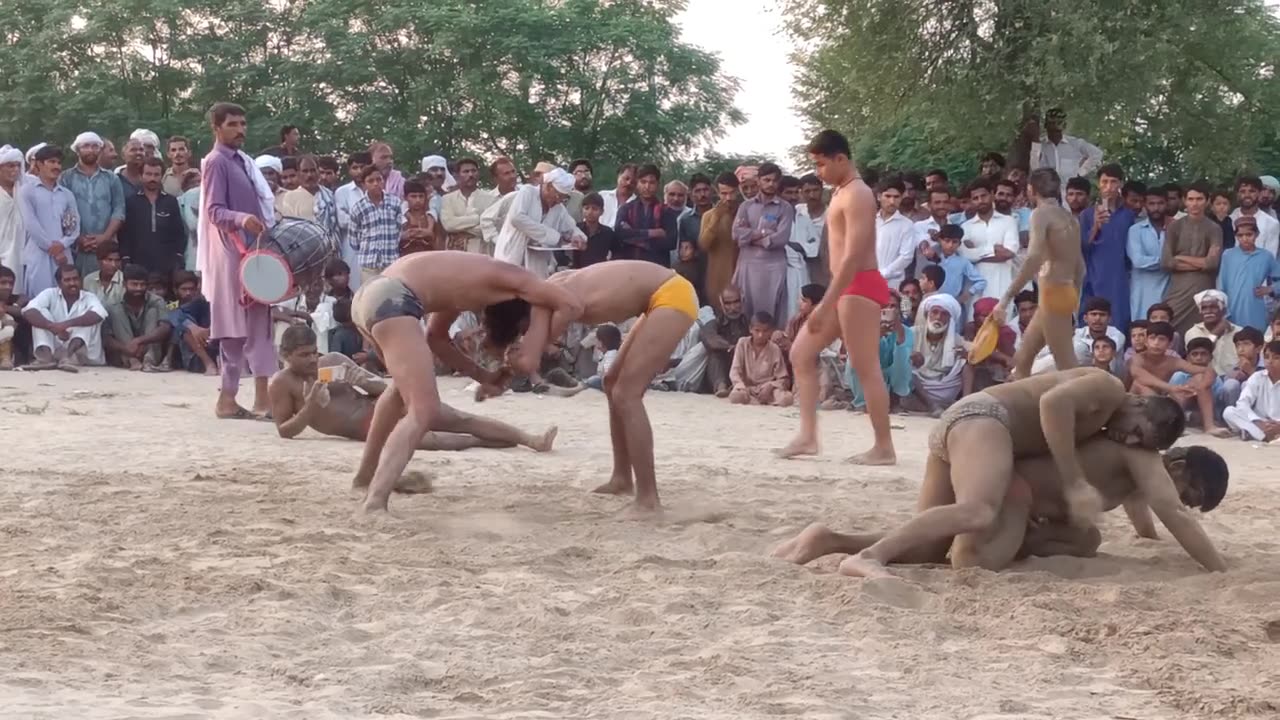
{"left": 240, "top": 218, "right": 336, "bottom": 305}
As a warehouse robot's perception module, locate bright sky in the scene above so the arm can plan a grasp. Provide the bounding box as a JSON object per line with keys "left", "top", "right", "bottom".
{"left": 677, "top": 0, "right": 805, "bottom": 163}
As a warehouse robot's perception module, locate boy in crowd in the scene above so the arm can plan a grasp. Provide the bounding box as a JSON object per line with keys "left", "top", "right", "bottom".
{"left": 328, "top": 297, "right": 366, "bottom": 365}
{"left": 583, "top": 324, "right": 622, "bottom": 390}
{"left": 672, "top": 238, "right": 707, "bottom": 307}
{"left": 82, "top": 240, "right": 124, "bottom": 306}
{"left": 1147, "top": 302, "right": 1186, "bottom": 355}
{"left": 169, "top": 271, "right": 217, "bottom": 375}
{"left": 1092, "top": 336, "right": 1119, "bottom": 376}
{"left": 574, "top": 192, "right": 617, "bottom": 268}
{"left": 324, "top": 259, "right": 353, "bottom": 303}
{"left": 400, "top": 180, "right": 437, "bottom": 255}
{"left": 1223, "top": 339, "right": 1280, "bottom": 442}
{"left": 147, "top": 272, "right": 172, "bottom": 303}
{"left": 1217, "top": 216, "right": 1280, "bottom": 332}
{"left": 104, "top": 263, "right": 172, "bottom": 371}
{"left": 935, "top": 224, "right": 985, "bottom": 309}
{"left": 0, "top": 264, "right": 18, "bottom": 369}
{"left": 1014, "top": 289, "right": 1037, "bottom": 339}
{"left": 1074, "top": 296, "right": 1126, "bottom": 374}
{"left": 1130, "top": 322, "right": 1229, "bottom": 436}
{"left": 1228, "top": 326, "right": 1264, "bottom": 383}
{"left": 729, "top": 311, "right": 793, "bottom": 406}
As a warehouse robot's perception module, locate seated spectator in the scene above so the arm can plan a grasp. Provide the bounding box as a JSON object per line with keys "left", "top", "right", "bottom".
{"left": 1225, "top": 326, "right": 1265, "bottom": 399}
{"left": 961, "top": 297, "right": 1016, "bottom": 395}
{"left": 935, "top": 223, "right": 985, "bottom": 311}
{"left": 1073, "top": 296, "right": 1126, "bottom": 374}
{"left": 913, "top": 264, "right": 945, "bottom": 337}
{"left": 147, "top": 272, "right": 172, "bottom": 303}
{"left": 672, "top": 238, "right": 707, "bottom": 307}
{"left": 905, "top": 293, "right": 965, "bottom": 414}
{"left": 1268, "top": 309, "right": 1280, "bottom": 343}
{"left": 104, "top": 263, "right": 172, "bottom": 371}
{"left": 1218, "top": 216, "right": 1280, "bottom": 332}
{"left": 324, "top": 259, "right": 353, "bottom": 302}
{"left": 699, "top": 285, "right": 749, "bottom": 397}
{"left": 1147, "top": 302, "right": 1185, "bottom": 356}
{"left": 583, "top": 324, "right": 622, "bottom": 390}
{"left": 1091, "top": 335, "right": 1119, "bottom": 374}
{"left": 728, "top": 311, "right": 793, "bottom": 406}
{"left": 776, "top": 282, "right": 824, "bottom": 358}
{"left": 1185, "top": 289, "right": 1240, "bottom": 377}
{"left": 273, "top": 283, "right": 335, "bottom": 353}
{"left": 328, "top": 297, "right": 366, "bottom": 366}
{"left": 1013, "top": 289, "right": 1037, "bottom": 340}
{"left": 21, "top": 264, "right": 107, "bottom": 371}
{"left": 1223, "top": 339, "right": 1280, "bottom": 442}
{"left": 898, "top": 277, "right": 923, "bottom": 326}
{"left": 574, "top": 192, "right": 617, "bottom": 268}
{"left": 1125, "top": 319, "right": 1151, "bottom": 363}
{"left": 81, "top": 240, "right": 124, "bottom": 306}
{"left": 1130, "top": 323, "right": 1229, "bottom": 436}
{"left": 847, "top": 301, "right": 913, "bottom": 411}
{"left": 0, "top": 264, "right": 18, "bottom": 369}
{"left": 168, "top": 271, "right": 217, "bottom": 374}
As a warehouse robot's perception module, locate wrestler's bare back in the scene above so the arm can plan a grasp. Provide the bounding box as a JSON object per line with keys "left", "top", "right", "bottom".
{"left": 546, "top": 261, "right": 677, "bottom": 324}
{"left": 827, "top": 178, "right": 879, "bottom": 276}
{"left": 379, "top": 250, "right": 536, "bottom": 313}
{"left": 1027, "top": 205, "right": 1084, "bottom": 288}
{"left": 979, "top": 366, "right": 1128, "bottom": 456}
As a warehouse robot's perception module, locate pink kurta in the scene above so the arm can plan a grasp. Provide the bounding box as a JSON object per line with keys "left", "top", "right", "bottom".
{"left": 197, "top": 144, "right": 268, "bottom": 340}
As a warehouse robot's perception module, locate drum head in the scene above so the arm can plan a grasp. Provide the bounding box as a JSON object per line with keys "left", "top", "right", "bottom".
{"left": 241, "top": 252, "right": 294, "bottom": 305}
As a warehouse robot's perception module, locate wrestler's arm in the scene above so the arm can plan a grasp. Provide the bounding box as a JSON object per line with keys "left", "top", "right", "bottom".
{"left": 335, "top": 355, "right": 389, "bottom": 397}
{"left": 1038, "top": 373, "right": 1125, "bottom": 520}
{"left": 1122, "top": 498, "right": 1160, "bottom": 539}
{"left": 269, "top": 373, "right": 312, "bottom": 439}
{"left": 1122, "top": 449, "right": 1226, "bottom": 571}
{"left": 510, "top": 273, "right": 584, "bottom": 372}
{"left": 1001, "top": 210, "right": 1047, "bottom": 307}
{"left": 425, "top": 310, "right": 493, "bottom": 384}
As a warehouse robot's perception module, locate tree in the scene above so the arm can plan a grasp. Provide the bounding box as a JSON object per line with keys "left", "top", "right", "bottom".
{"left": 0, "top": 0, "right": 742, "bottom": 173}
{"left": 785, "top": 0, "right": 1280, "bottom": 183}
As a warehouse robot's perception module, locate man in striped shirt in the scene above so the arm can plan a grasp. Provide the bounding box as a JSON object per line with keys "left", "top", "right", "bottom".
{"left": 349, "top": 167, "right": 405, "bottom": 285}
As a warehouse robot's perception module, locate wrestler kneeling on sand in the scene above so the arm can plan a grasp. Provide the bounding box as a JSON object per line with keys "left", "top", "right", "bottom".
{"left": 522, "top": 260, "right": 698, "bottom": 513}
{"left": 774, "top": 440, "right": 1228, "bottom": 573}
{"left": 825, "top": 367, "right": 1200, "bottom": 578}
{"left": 350, "top": 251, "right": 583, "bottom": 513}
{"left": 269, "top": 325, "right": 557, "bottom": 463}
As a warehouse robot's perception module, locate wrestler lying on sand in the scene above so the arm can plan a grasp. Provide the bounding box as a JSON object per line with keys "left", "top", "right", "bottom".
{"left": 268, "top": 326, "right": 557, "bottom": 467}
{"left": 349, "top": 251, "right": 582, "bottom": 513}
{"left": 774, "top": 441, "right": 1228, "bottom": 573}
{"left": 833, "top": 367, "right": 1196, "bottom": 579}
{"left": 523, "top": 260, "right": 699, "bottom": 513}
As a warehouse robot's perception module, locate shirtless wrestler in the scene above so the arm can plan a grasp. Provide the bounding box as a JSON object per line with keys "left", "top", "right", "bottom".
{"left": 774, "top": 441, "right": 1228, "bottom": 573}
{"left": 350, "top": 251, "right": 583, "bottom": 513}
{"left": 993, "top": 168, "right": 1084, "bottom": 379}
{"left": 777, "top": 129, "right": 896, "bottom": 465}
{"left": 268, "top": 325, "right": 557, "bottom": 461}
{"left": 524, "top": 260, "right": 698, "bottom": 512}
{"left": 834, "top": 367, "right": 1188, "bottom": 578}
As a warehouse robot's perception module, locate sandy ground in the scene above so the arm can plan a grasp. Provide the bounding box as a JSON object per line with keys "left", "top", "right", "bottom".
{"left": 1, "top": 368, "right": 1279, "bottom": 720}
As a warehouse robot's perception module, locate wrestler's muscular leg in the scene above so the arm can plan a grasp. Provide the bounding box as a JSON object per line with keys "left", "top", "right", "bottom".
{"left": 433, "top": 403, "right": 557, "bottom": 452}
{"left": 775, "top": 316, "right": 841, "bottom": 457}
{"left": 950, "top": 473, "right": 1032, "bottom": 570}
{"left": 358, "top": 317, "right": 442, "bottom": 513}
{"left": 840, "top": 420, "right": 1012, "bottom": 578}
{"left": 839, "top": 294, "right": 895, "bottom": 465}
{"left": 1041, "top": 309, "right": 1078, "bottom": 373}
{"left": 595, "top": 319, "right": 645, "bottom": 496}
{"left": 1013, "top": 311, "right": 1047, "bottom": 380}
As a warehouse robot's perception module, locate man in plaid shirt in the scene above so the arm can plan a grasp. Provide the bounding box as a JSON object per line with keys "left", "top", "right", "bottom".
{"left": 350, "top": 166, "right": 405, "bottom": 284}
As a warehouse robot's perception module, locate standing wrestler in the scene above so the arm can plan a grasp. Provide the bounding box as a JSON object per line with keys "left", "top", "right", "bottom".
{"left": 993, "top": 168, "right": 1083, "bottom": 378}
{"left": 268, "top": 325, "right": 557, "bottom": 454}
{"left": 526, "top": 260, "right": 698, "bottom": 512}
{"left": 777, "top": 129, "right": 895, "bottom": 465}
{"left": 197, "top": 102, "right": 277, "bottom": 420}
{"left": 836, "top": 367, "right": 1188, "bottom": 578}
{"left": 352, "top": 251, "right": 582, "bottom": 514}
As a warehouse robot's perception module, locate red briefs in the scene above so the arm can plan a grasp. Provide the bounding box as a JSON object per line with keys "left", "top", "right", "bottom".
{"left": 839, "top": 269, "right": 892, "bottom": 306}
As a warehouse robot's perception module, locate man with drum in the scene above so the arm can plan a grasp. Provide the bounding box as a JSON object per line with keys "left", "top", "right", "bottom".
{"left": 197, "top": 101, "right": 278, "bottom": 420}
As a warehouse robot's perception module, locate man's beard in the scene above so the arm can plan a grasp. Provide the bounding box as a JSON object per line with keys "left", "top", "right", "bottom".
{"left": 575, "top": 179, "right": 591, "bottom": 192}
{"left": 79, "top": 153, "right": 99, "bottom": 166}
{"left": 926, "top": 320, "right": 948, "bottom": 334}
{"left": 995, "top": 202, "right": 1011, "bottom": 214}
{"left": 126, "top": 290, "right": 145, "bottom": 302}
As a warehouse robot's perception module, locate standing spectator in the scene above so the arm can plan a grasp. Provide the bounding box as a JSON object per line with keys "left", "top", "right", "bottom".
{"left": 59, "top": 132, "right": 124, "bottom": 277}
{"left": 1259, "top": 175, "right": 1278, "bottom": 219}
{"left": 573, "top": 192, "right": 616, "bottom": 268}
{"left": 278, "top": 155, "right": 322, "bottom": 220}
{"left": 177, "top": 169, "right": 201, "bottom": 272}
{"left": 780, "top": 175, "right": 820, "bottom": 321}
{"left": 798, "top": 173, "right": 828, "bottom": 282}
{"left": 100, "top": 140, "right": 118, "bottom": 171}
{"left": 317, "top": 156, "right": 340, "bottom": 191}
{"left": 678, "top": 173, "right": 714, "bottom": 254}
{"left": 1030, "top": 107, "right": 1104, "bottom": 191}
{"left": 598, "top": 164, "right": 636, "bottom": 228}
{"left": 350, "top": 167, "right": 406, "bottom": 283}
{"left": 335, "top": 152, "right": 370, "bottom": 289}
{"left": 22, "top": 264, "right": 106, "bottom": 370}
{"left": 81, "top": 240, "right": 124, "bottom": 306}
{"left": 1065, "top": 176, "right": 1092, "bottom": 217}
{"left": 1161, "top": 184, "right": 1223, "bottom": 333}
{"left": 368, "top": 141, "right": 403, "bottom": 199}
{"left": 1231, "top": 176, "right": 1280, "bottom": 256}
{"left": 492, "top": 168, "right": 582, "bottom": 279}
{"left": 419, "top": 154, "right": 455, "bottom": 218}
{"left": 1078, "top": 164, "right": 1135, "bottom": 331}
{"left": 1127, "top": 186, "right": 1171, "bottom": 323}
{"left": 1210, "top": 190, "right": 1237, "bottom": 250}
{"left": 0, "top": 146, "right": 24, "bottom": 296}
{"left": 21, "top": 145, "right": 79, "bottom": 298}
{"left": 1165, "top": 183, "right": 1186, "bottom": 219}
{"left": 698, "top": 172, "right": 742, "bottom": 313}
{"left": 958, "top": 179, "right": 1018, "bottom": 314}
{"left": 613, "top": 164, "right": 677, "bottom": 266}
{"left": 570, "top": 159, "right": 593, "bottom": 194}
{"left": 477, "top": 156, "right": 522, "bottom": 252}
{"left": 899, "top": 172, "right": 930, "bottom": 222}
{"left": 120, "top": 157, "right": 185, "bottom": 278}
{"left": 117, "top": 139, "right": 146, "bottom": 195}
{"left": 162, "top": 136, "right": 194, "bottom": 196}
{"left": 262, "top": 125, "right": 301, "bottom": 158}
{"left": 440, "top": 157, "right": 495, "bottom": 253}
{"left": 1218, "top": 216, "right": 1280, "bottom": 332}
{"left": 912, "top": 185, "right": 952, "bottom": 273}
{"left": 130, "top": 129, "right": 161, "bottom": 160}
{"left": 279, "top": 156, "right": 300, "bottom": 192}
{"left": 873, "top": 177, "right": 914, "bottom": 290}
{"left": 979, "top": 152, "right": 1005, "bottom": 179}
{"left": 732, "top": 162, "right": 792, "bottom": 322}
{"left": 735, "top": 165, "right": 760, "bottom": 201}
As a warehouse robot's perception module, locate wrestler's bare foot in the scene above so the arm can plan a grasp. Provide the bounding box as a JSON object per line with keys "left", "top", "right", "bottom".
{"left": 531, "top": 426, "right": 558, "bottom": 452}
{"left": 394, "top": 470, "right": 435, "bottom": 494}
{"left": 351, "top": 464, "right": 376, "bottom": 491}
{"left": 592, "top": 474, "right": 635, "bottom": 496}
{"left": 838, "top": 552, "right": 894, "bottom": 579}
{"left": 771, "top": 522, "right": 836, "bottom": 565}
{"left": 774, "top": 434, "right": 819, "bottom": 459}
{"left": 620, "top": 497, "right": 662, "bottom": 517}
{"left": 844, "top": 445, "right": 896, "bottom": 466}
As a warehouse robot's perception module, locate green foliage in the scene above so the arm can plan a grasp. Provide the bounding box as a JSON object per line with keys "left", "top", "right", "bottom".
{"left": 0, "top": 0, "right": 742, "bottom": 173}
{"left": 786, "top": 0, "right": 1280, "bottom": 183}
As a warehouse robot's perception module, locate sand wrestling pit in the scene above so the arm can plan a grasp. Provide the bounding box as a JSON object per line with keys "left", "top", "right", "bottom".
{"left": 1, "top": 370, "right": 1279, "bottom": 719}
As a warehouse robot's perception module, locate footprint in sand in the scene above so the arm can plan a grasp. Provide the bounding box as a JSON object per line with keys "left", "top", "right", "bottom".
{"left": 1265, "top": 619, "right": 1280, "bottom": 643}
{"left": 860, "top": 576, "right": 929, "bottom": 610}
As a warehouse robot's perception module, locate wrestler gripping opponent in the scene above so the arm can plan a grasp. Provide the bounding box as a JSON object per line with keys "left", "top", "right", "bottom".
{"left": 836, "top": 367, "right": 1192, "bottom": 578}
{"left": 775, "top": 441, "right": 1228, "bottom": 573}
{"left": 269, "top": 325, "right": 557, "bottom": 456}
{"left": 523, "top": 260, "right": 697, "bottom": 512}
{"left": 993, "top": 168, "right": 1084, "bottom": 378}
{"left": 350, "top": 251, "right": 582, "bottom": 513}
{"left": 777, "top": 129, "right": 896, "bottom": 465}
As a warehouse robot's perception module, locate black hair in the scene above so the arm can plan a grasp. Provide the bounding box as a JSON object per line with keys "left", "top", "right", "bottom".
{"left": 34, "top": 145, "right": 63, "bottom": 163}
{"left": 966, "top": 178, "right": 992, "bottom": 197}
{"left": 569, "top": 158, "right": 593, "bottom": 173}
{"left": 404, "top": 180, "right": 428, "bottom": 196}
{"left": 899, "top": 277, "right": 921, "bottom": 293}
{"left": 615, "top": 163, "right": 637, "bottom": 177}
{"left": 318, "top": 156, "right": 339, "bottom": 172}
{"left": 752, "top": 311, "right": 776, "bottom": 327}
{"left": 122, "top": 263, "right": 149, "bottom": 283}
{"left": 714, "top": 171, "right": 739, "bottom": 188}
{"left": 1183, "top": 446, "right": 1229, "bottom": 512}
{"left": 1144, "top": 185, "right": 1167, "bottom": 199}
{"left": 926, "top": 168, "right": 949, "bottom": 182}
{"left": 901, "top": 171, "right": 925, "bottom": 190}
{"left": 142, "top": 156, "right": 164, "bottom": 170}
{"left": 280, "top": 324, "right": 317, "bottom": 354}
{"left": 333, "top": 297, "right": 353, "bottom": 324}
{"left": 1066, "top": 176, "right": 1092, "bottom": 194}
{"left": 757, "top": 162, "right": 782, "bottom": 179}
{"left": 1186, "top": 337, "right": 1215, "bottom": 355}
{"left": 1028, "top": 168, "right": 1061, "bottom": 199}
{"left": 636, "top": 163, "right": 660, "bottom": 181}
{"left": 361, "top": 166, "right": 384, "bottom": 183}
{"left": 1236, "top": 175, "right": 1263, "bottom": 192}
{"left": 582, "top": 191, "right": 604, "bottom": 209}
{"left": 1163, "top": 182, "right": 1183, "bottom": 197}
{"left": 939, "top": 224, "right": 964, "bottom": 240}
{"left": 280, "top": 156, "right": 299, "bottom": 172}
{"left": 347, "top": 151, "right": 372, "bottom": 168}
{"left": 55, "top": 264, "right": 79, "bottom": 282}
{"left": 1083, "top": 296, "right": 1112, "bottom": 315}
{"left": 1146, "top": 302, "right": 1174, "bottom": 320}
{"left": 1210, "top": 189, "right": 1232, "bottom": 204}
{"left": 0, "top": 264, "right": 14, "bottom": 282}
{"left": 1145, "top": 395, "right": 1187, "bottom": 449}
{"left": 689, "top": 173, "right": 712, "bottom": 189}
{"left": 1122, "top": 180, "right": 1147, "bottom": 197}
{"left": 208, "top": 102, "right": 246, "bottom": 126}
{"left": 1098, "top": 163, "right": 1125, "bottom": 182}
{"left": 928, "top": 186, "right": 952, "bottom": 200}
{"left": 1233, "top": 326, "right": 1264, "bottom": 346}
{"left": 801, "top": 283, "right": 826, "bottom": 304}
{"left": 799, "top": 173, "right": 822, "bottom": 187}
{"left": 482, "top": 298, "right": 531, "bottom": 349}
{"left": 1014, "top": 289, "right": 1037, "bottom": 306}
{"left": 1147, "top": 321, "right": 1175, "bottom": 340}
{"left": 280, "top": 125, "right": 299, "bottom": 142}
{"left": 96, "top": 238, "right": 120, "bottom": 259}
{"left": 595, "top": 324, "right": 622, "bottom": 351}
{"left": 324, "top": 258, "right": 350, "bottom": 279}
{"left": 921, "top": 264, "right": 945, "bottom": 288}
{"left": 1129, "top": 319, "right": 1150, "bottom": 331}
{"left": 1186, "top": 182, "right": 1212, "bottom": 199}
{"left": 1266, "top": 340, "right": 1280, "bottom": 356}
{"left": 780, "top": 175, "right": 802, "bottom": 191}
{"left": 806, "top": 129, "right": 851, "bottom": 158}
{"left": 1092, "top": 335, "right": 1117, "bottom": 351}
{"left": 878, "top": 177, "right": 905, "bottom": 194}
{"left": 995, "top": 178, "right": 1018, "bottom": 193}
{"left": 174, "top": 270, "right": 198, "bottom": 288}
{"left": 981, "top": 151, "right": 1006, "bottom": 166}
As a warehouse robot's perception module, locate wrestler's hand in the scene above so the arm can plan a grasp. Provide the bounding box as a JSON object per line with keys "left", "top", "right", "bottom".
{"left": 990, "top": 302, "right": 1008, "bottom": 325}
{"left": 807, "top": 300, "right": 834, "bottom": 336}
{"left": 243, "top": 216, "right": 266, "bottom": 236}
{"left": 304, "top": 380, "right": 330, "bottom": 408}
{"left": 1064, "top": 480, "right": 1103, "bottom": 527}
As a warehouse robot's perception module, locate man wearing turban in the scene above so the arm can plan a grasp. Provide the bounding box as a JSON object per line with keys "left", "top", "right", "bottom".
{"left": 493, "top": 166, "right": 584, "bottom": 279}
{"left": 57, "top": 131, "right": 125, "bottom": 276}
{"left": 0, "top": 146, "right": 25, "bottom": 296}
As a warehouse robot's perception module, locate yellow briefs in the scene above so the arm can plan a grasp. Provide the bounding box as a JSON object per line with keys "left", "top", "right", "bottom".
{"left": 647, "top": 274, "right": 699, "bottom": 321}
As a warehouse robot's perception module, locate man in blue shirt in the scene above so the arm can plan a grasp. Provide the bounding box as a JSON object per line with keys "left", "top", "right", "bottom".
{"left": 59, "top": 132, "right": 125, "bottom": 278}
{"left": 1078, "top": 164, "right": 1135, "bottom": 331}
{"left": 1218, "top": 216, "right": 1280, "bottom": 331}
{"left": 935, "top": 224, "right": 986, "bottom": 310}
{"left": 1126, "top": 187, "right": 1171, "bottom": 324}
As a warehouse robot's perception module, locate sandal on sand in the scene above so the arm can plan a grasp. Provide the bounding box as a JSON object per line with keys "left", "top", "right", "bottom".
{"left": 142, "top": 362, "right": 172, "bottom": 373}
{"left": 22, "top": 360, "right": 58, "bottom": 371}
{"left": 217, "top": 406, "right": 257, "bottom": 420}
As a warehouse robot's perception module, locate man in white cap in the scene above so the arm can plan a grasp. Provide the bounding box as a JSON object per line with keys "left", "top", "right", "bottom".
{"left": 420, "top": 155, "right": 456, "bottom": 219}
{"left": 1260, "top": 175, "right": 1278, "bottom": 220}
{"left": 254, "top": 155, "right": 285, "bottom": 222}
{"left": 58, "top": 131, "right": 125, "bottom": 277}
{"left": 493, "top": 167, "right": 585, "bottom": 279}
{"left": 0, "top": 146, "right": 25, "bottom": 296}
{"left": 23, "top": 144, "right": 46, "bottom": 188}
{"left": 130, "top": 129, "right": 162, "bottom": 159}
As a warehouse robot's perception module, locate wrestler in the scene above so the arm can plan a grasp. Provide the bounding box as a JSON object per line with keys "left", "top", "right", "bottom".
{"left": 835, "top": 367, "right": 1188, "bottom": 578}
{"left": 777, "top": 129, "right": 895, "bottom": 465}
{"left": 525, "top": 260, "right": 698, "bottom": 512}
{"left": 268, "top": 325, "right": 557, "bottom": 458}
{"left": 774, "top": 441, "right": 1227, "bottom": 573}
{"left": 993, "top": 168, "right": 1084, "bottom": 379}
{"left": 351, "top": 251, "right": 582, "bottom": 513}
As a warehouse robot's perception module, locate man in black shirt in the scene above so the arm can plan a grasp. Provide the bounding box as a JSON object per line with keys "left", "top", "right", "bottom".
{"left": 119, "top": 157, "right": 185, "bottom": 278}
{"left": 613, "top": 164, "right": 678, "bottom": 266}
{"left": 573, "top": 192, "right": 618, "bottom": 268}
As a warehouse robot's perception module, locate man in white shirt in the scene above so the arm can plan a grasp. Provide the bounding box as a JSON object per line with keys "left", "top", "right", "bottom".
{"left": 493, "top": 168, "right": 585, "bottom": 279}
{"left": 1223, "top": 339, "right": 1280, "bottom": 442}
{"left": 334, "top": 151, "right": 371, "bottom": 290}
{"left": 911, "top": 185, "right": 954, "bottom": 272}
{"left": 874, "top": 178, "right": 915, "bottom": 290}
{"left": 959, "top": 179, "right": 1019, "bottom": 315}
{"left": 478, "top": 156, "right": 523, "bottom": 252}
{"left": 780, "top": 176, "right": 820, "bottom": 321}
{"left": 1031, "top": 108, "right": 1104, "bottom": 195}
{"left": 21, "top": 263, "right": 106, "bottom": 370}
{"left": 1231, "top": 175, "right": 1280, "bottom": 256}
{"left": 440, "top": 157, "right": 495, "bottom": 253}
{"left": 597, "top": 163, "right": 637, "bottom": 228}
